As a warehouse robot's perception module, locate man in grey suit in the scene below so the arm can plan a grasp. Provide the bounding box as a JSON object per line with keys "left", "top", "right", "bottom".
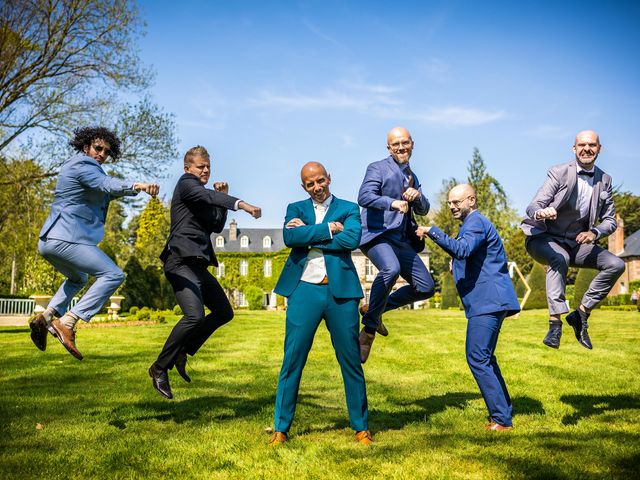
{"left": 521, "top": 130, "right": 624, "bottom": 350}
{"left": 29, "top": 127, "right": 159, "bottom": 360}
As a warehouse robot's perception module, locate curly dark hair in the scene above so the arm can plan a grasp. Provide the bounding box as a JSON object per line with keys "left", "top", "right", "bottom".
{"left": 69, "top": 126, "right": 122, "bottom": 159}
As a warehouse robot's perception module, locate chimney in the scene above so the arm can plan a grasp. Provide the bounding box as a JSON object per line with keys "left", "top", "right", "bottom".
{"left": 229, "top": 219, "right": 237, "bottom": 241}
{"left": 608, "top": 214, "right": 624, "bottom": 255}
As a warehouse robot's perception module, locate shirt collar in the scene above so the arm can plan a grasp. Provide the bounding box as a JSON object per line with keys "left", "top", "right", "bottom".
{"left": 313, "top": 195, "right": 333, "bottom": 210}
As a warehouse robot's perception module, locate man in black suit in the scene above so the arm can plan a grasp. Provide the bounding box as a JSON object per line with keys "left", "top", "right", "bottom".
{"left": 149, "top": 146, "right": 261, "bottom": 399}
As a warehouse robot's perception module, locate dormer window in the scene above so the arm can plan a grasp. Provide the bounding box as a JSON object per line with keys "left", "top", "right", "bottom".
{"left": 240, "top": 235, "right": 249, "bottom": 248}
{"left": 215, "top": 236, "right": 224, "bottom": 248}
{"left": 263, "top": 236, "right": 272, "bottom": 248}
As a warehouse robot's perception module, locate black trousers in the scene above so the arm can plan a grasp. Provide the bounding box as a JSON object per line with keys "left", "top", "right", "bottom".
{"left": 155, "top": 254, "right": 234, "bottom": 370}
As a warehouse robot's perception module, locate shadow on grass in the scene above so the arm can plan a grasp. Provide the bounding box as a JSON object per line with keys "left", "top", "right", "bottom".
{"left": 0, "top": 328, "right": 29, "bottom": 334}
{"left": 107, "top": 393, "right": 276, "bottom": 429}
{"left": 513, "top": 395, "right": 545, "bottom": 416}
{"left": 560, "top": 393, "right": 640, "bottom": 425}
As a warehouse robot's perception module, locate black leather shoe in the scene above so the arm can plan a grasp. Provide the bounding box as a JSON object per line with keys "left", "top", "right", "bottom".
{"left": 149, "top": 363, "right": 173, "bottom": 399}
{"left": 175, "top": 352, "right": 191, "bottom": 383}
{"left": 566, "top": 310, "right": 593, "bottom": 349}
{"left": 29, "top": 314, "right": 49, "bottom": 351}
{"left": 542, "top": 321, "right": 562, "bottom": 348}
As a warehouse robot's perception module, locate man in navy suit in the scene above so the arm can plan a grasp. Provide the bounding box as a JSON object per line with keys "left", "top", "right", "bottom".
{"left": 357, "top": 127, "right": 435, "bottom": 363}
{"left": 269, "top": 162, "right": 372, "bottom": 447}
{"left": 29, "top": 127, "right": 159, "bottom": 359}
{"left": 418, "top": 184, "right": 520, "bottom": 431}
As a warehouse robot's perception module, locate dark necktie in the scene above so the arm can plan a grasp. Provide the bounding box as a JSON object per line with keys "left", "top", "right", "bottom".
{"left": 403, "top": 164, "right": 414, "bottom": 188}
{"left": 578, "top": 170, "right": 595, "bottom": 177}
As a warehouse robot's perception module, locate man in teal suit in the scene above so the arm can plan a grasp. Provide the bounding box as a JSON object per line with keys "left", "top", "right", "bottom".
{"left": 269, "top": 162, "right": 372, "bottom": 447}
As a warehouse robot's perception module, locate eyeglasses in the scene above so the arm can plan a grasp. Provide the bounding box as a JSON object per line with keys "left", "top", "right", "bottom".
{"left": 92, "top": 144, "right": 112, "bottom": 157}
{"left": 447, "top": 196, "right": 471, "bottom": 207}
{"left": 388, "top": 140, "right": 412, "bottom": 151}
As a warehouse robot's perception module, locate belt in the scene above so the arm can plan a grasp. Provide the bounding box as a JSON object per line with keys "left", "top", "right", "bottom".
{"left": 319, "top": 276, "right": 329, "bottom": 285}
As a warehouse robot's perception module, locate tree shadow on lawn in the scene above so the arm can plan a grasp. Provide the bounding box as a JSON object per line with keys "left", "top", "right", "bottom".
{"left": 560, "top": 393, "right": 640, "bottom": 425}
{"left": 109, "top": 393, "right": 276, "bottom": 429}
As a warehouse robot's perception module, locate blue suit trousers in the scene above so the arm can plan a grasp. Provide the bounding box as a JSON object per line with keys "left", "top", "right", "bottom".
{"left": 466, "top": 312, "right": 512, "bottom": 426}
{"left": 361, "top": 232, "right": 435, "bottom": 330}
{"left": 38, "top": 239, "right": 125, "bottom": 322}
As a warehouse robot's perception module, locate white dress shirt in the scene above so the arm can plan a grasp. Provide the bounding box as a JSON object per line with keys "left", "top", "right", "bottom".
{"left": 300, "top": 195, "right": 333, "bottom": 283}
{"left": 576, "top": 165, "right": 595, "bottom": 219}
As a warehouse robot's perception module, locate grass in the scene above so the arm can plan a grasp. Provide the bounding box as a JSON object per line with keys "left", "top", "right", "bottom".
{"left": 1, "top": 309, "right": 639, "bottom": 479}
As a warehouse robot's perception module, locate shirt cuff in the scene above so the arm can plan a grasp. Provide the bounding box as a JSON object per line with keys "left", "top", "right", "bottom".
{"left": 590, "top": 228, "right": 601, "bottom": 239}
{"left": 327, "top": 223, "right": 333, "bottom": 239}
{"left": 233, "top": 199, "right": 241, "bottom": 211}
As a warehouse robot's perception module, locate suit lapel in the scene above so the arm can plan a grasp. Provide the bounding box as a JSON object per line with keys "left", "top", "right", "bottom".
{"left": 554, "top": 161, "right": 577, "bottom": 209}
{"left": 589, "top": 168, "right": 604, "bottom": 226}
{"left": 324, "top": 195, "right": 339, "bottom": 220}
{"left": 303, "top": 198, "right": 316, "bottom": 225}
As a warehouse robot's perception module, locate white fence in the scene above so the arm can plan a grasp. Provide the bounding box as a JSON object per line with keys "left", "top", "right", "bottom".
{"left": 0, "top": 298, "right": 35, "bottom": 315}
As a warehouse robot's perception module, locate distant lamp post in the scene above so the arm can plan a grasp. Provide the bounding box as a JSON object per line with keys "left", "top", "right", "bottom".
{"left": 508, "top": 262, "right": 531, "bottom": 318}
{"left": 108, "top": 296, "right": 125, "bottom": 320}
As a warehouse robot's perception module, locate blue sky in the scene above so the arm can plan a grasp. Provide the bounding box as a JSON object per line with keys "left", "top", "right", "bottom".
{"left": 138, "top": 0, "right": 640, "bottom": 227}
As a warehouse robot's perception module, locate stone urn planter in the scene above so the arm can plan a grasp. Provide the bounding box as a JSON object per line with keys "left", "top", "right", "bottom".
{"left": 108, "top": 296, "right": 125, "bottom": 320}
{"left": 29, "top": 294, "right": 52, "bottom": 315}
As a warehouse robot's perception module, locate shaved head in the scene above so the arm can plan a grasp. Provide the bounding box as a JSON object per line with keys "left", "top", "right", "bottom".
{"left": 300, "top": 161, "right": 331, "bottom": 203}
{"left": 448, "top": 183, "right": 477, "bottom": 221}
{"left": 573, "top": 130, "right": 602, "bottom": 169}
{"left": 386, "top": 126, "right": 414, "bottom": 164}
{"left": 574, "top": 130, "right": 600, "bottom": 146}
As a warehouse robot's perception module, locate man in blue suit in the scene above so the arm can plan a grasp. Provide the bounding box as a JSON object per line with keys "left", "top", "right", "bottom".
{"left": 269, "top": 162, "right": 372, "bottom": 447}
{"left": 357, "top": 127, "right": 435, "bottom": 363}
{"left": 29, "top": 127, "right": 159, "bottom": 360}
{"left": 418, "top": 184, "right": 520, "bottom": 431}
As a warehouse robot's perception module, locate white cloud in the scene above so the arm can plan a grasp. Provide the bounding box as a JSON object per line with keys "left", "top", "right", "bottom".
{"left": 525, "top": 125, "right": 573, "bottom": 139}
{"left": 395, "top": 106, "right": 506, "bottom": 126}
{"left": 248, "top": 90, "right": 371, "bottom": 109}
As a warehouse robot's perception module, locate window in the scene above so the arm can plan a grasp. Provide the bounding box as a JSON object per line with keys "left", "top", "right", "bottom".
{"left": 237, "top": 291, "right": 248, "bottom": 307}
{"left": 240, "top": 235, "right": 249, "bottom": 248}
{"left": 365, "top": 259, "right": 377, "bottom": 280}
{"left": 215, "top": 236, "right": 224, "bottom": 248}
{"left": 216, "top": 262, "right": 225, "bottom": 278}
{"left": 263, "top": 236, "right": 272, "bottom": 248}
{"left": 240, "top": 259, "right": 248, "bottom": 276}
{"left": 263, "top": 259, "right": 272, "bottom": 277}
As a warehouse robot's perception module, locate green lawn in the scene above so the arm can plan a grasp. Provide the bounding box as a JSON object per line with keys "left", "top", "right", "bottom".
{"left": 1, "top": 309, "right": 639, "bottom": 479}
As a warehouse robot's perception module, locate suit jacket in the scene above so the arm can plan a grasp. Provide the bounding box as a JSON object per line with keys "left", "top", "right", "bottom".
{"left": 160, "top": 173, "right": 239, "bottom": 266}
{"left": 520, "top": 161, "right": 616, "bottom": 238}
{"left": 358, "top": 155, "right": 429, "bottom": 252}
{"left": 274, "top": 196, "right": 364, "bottom": 300}
{"left": 39, "top": 153, "right": 138, "bottom": 245}
{"left": 428, "top": 210, "right": 520, "bottom": 318}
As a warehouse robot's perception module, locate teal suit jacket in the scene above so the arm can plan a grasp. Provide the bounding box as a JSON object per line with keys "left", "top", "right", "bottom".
{"left": 274, "top": 196, "right": 364, "bottom": 300}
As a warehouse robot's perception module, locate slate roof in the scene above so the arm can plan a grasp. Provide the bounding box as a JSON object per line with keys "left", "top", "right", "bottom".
{"left": 211, "top": 221, "right": 285, "bottom": 253}
{"left": 620, "top": 229, "right": 640, "bottom": 259}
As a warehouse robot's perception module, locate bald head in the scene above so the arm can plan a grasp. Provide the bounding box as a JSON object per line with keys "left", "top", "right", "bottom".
{"left": 386, "top": 126, "right": 414, "bottom": 164}
{"left": 448, "top": 183, "right": 476, "bottom": 221}
{"left": 300, "top": 161, "right": 332, "bottom": 203}
{"left": 573, "top": 130, "right": 601, "bottom": 169}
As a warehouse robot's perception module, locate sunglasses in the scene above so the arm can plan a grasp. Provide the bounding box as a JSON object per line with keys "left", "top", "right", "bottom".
{"left": 92, "top": 144, "right": 112, "bottom": 157}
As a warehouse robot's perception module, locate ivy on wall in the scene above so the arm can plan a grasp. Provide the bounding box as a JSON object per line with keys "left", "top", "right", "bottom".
{"left": 213, "top": 250, "right": 290, "bottom": 294}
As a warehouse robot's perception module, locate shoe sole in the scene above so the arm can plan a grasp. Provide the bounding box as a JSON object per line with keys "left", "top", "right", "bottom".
{"left": 29, "top": 322, "right": 47, "bottom": 351}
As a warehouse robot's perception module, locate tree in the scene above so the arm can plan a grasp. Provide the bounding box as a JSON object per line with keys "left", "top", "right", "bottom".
{"left": 571, "top": 268, "right": 599, "bottom": 310}
{"left": 524, "top": 262, "right": 547, "bottom": 310}
{"left": 612, "top": 189, "right": 640, "bottom": 237}
{"left": 0, "top": 0, "right": 178, "bottom": 175}
{"left": 439, "top": 272, "right": 459, "bottom": 309}
{"left": 133, "top": 197, "right": 170, "bottom": 268}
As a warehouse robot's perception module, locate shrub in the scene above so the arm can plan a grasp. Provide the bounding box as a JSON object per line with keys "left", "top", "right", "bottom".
{"left": 440, "top": 272, "right": 459, "bottom": 309}
{"left": 173, "top": 304, "right": 183, "bottom": 315}
{"left": 571, "top": 268, "right": 599, "bottom": 310}
{"left": 129, "top": 306, "right": 139, "bottom": 315}
{"left": 137, "top": 307, "right": 151, "bottom": 320}
{"left": 245, "top": 286, "right": 264, "bottom": 310}
{"left": 524, "top": 262, "right": 547, "bottom": 310}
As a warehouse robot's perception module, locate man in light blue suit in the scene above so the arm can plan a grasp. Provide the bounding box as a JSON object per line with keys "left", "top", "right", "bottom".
{"left": 29, "top": 127, "right": 159, "bottom": 360}
{"left": 418, "top": 184, "right": 520, "bottom": 431}
{"left": 269, "top": 162, "right": 372, "bottom": 447}
{"left": 357, "top": 127, "right": 435, "bottom": 363}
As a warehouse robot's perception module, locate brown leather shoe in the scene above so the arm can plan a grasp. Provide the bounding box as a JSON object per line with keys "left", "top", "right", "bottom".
{"left": 359, "top": 304, "right": 388, "bottom": 337}
{"left": 175, "top": 351, "right": 191, "bottom": 383}
{"left": 354, "top": 430, "right": 374, "bottom": 445}
{"left": 268, "top": 431, "right": 287, "bottom": 447}
{"left": 485, "top": 421, "right": 513, "bottom": 431}
{"left": 359, "top": 328, "right": 375, "bottom": 363}
{"left": 50, "top": 319, "right": 83, "bottom": 360}
{"left": 29, "top": 314, "right": 49, "bottom": 351}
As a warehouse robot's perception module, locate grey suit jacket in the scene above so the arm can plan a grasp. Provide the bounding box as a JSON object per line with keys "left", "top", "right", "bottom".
{"left": 520, "top": 161, "right": 616, "bottom": 238}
